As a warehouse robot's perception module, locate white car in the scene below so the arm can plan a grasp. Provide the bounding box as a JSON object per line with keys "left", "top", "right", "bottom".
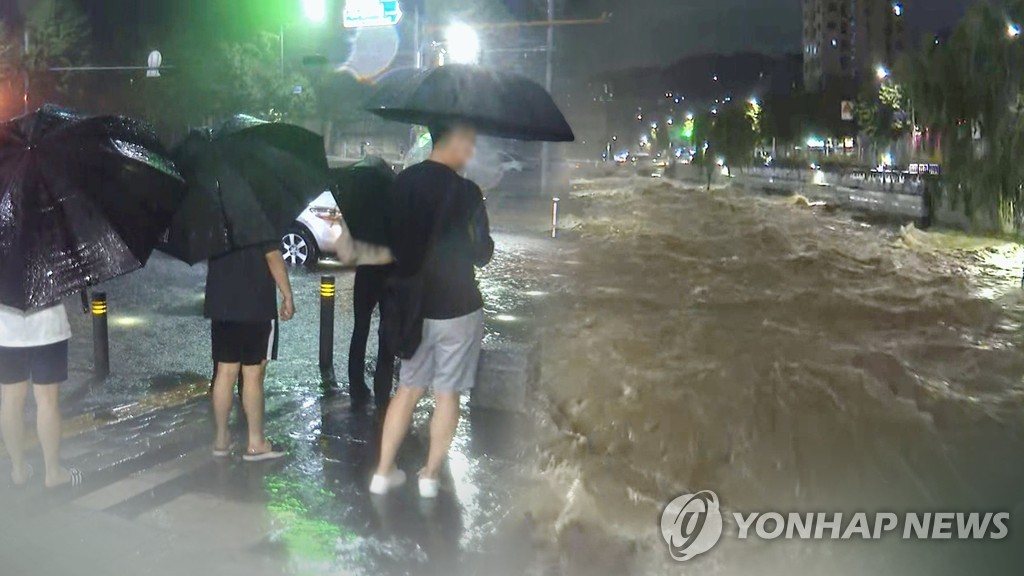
{"left": 281, "top": 191, "right": 342, "bottom": 266}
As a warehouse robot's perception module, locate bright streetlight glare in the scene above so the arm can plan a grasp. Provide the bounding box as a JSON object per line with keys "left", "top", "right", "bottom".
{"left": 1009, "top": 23, "right": 1021, "bottom": 38}
{"left": 445, "top": 22, "right": 481, "bottom": 65}
{"left": 302, "top": 0, "right": 327, "bottom": 24}
{"left": 875, "top": 65, "right": 889, "bottom": 80}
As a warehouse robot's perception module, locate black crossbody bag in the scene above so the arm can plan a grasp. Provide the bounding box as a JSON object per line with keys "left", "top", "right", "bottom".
{"left": 381, "top": 184, "right": 457, "bottom": 360}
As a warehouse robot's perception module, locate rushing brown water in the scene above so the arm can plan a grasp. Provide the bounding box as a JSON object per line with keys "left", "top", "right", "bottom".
{"left": 524, "top": 176, "right": 1024, "bottom": 575}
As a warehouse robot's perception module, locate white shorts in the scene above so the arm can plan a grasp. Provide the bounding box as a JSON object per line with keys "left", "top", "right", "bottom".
{"left": 400, "top": 309, "right": 484, "bottom": 394}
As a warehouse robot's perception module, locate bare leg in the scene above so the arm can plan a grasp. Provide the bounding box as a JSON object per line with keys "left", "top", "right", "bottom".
{"left": 33, "top": 384, "right": 70, "bottom": 487}
{"left": 1, "top": 382, "right": 30, "bottom": 484}
{"left": 212, "top": 362, "right": 241, "bottom": 451}
{"left": 375, "top": 385, "right": 425, "bottom": 476}
{"left": 422, "top": 392, "right": 460, "bottom": 479}
{"left": 240, "top": 362, "right": 269, "bottom": 452}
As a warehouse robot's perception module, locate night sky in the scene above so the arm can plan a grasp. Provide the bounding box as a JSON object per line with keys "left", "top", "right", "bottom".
{"left": 559, "top": 0, "right": 978, "bottom": 73}
{"left": 2, "top": 0, "right": 981, "bottom": 74}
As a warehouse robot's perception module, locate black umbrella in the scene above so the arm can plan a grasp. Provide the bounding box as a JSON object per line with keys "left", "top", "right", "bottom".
{"left": 365, "top": 65, "right": 575, "bottom": 142}
{"left": 330, "top": 156, "right": 395, "bottom": 246}
{"left": 0, "top": 105, "right": 186, "bottom": 311}
{"left": 161, "top": 115, "right": 329, "bottom": 265}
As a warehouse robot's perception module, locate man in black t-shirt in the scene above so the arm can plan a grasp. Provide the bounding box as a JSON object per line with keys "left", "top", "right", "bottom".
{"left": 205, "top": 244, "right": 294, "bottom": 462}
{"left": 370, "top": 122, "right": 493, "bottom": 499}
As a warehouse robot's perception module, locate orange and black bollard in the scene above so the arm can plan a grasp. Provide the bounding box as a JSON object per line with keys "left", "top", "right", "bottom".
{"left": 319, "top": 276, "right": 336, "bottom": 385}
{"left": 91, "top": 292, "right": 110, "bottom": 379}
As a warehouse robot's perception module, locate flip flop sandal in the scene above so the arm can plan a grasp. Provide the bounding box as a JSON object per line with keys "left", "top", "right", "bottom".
{"left": 242, "top": 447, "right": 286, "bottom": 463}
{"left": 212, "top": 443, "right": 236, "bottom": 458}
{"left": 46, "top": 468, "right": 83, "bottom": 490}
{"left": 10, "top": 464, "right": 33, "bottom": 488}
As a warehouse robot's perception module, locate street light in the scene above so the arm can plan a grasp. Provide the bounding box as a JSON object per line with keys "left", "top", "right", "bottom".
{"left": 302, "top": 0, "right": 327, "bottom": 24}
{"left": 280, "top": 1, "right": 328, "bottom": 77}
{"left": 1009, "top": 22, "right": 1021, "bottom": 38}
{"left": 444, "top": 22, "right": 481, "bottom": 65}
{"left": 876, "top": 65, "right": 890, "bottom": 81}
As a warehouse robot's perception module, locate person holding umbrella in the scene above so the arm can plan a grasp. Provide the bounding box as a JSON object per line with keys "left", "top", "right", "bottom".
{"left": 370, "top": 121, "right": 494, "bottom": 498}
{"left": 205, "top": 243, "right": 294, "bottom": 461}
{"left": 364, "top": 65, "right": 574, "bottom": 498}
{"left": 0, "top": 105, "right": 186, "bottom": 487}
{"left": 160, "top": 116, "right": 329, "bottom": 461}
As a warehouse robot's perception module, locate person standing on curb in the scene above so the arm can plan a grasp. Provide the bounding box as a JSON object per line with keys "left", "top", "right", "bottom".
{"left": 332, "top": 158, "right": 398, "bottom": 412}
{"left": 206, "top": 246, "right": 294, "bottom": 462}
{"left": 370, "top": 122, "right": 493, "bottom": 499}
{"left": 0, "top": 302, "right": 80, "bottom": 488}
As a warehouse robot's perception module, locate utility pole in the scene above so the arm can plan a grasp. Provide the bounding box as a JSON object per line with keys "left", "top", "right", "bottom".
{"left": 23, "top": 29, "right": 30, "bottom": 115}
{"left": 540, "top": 0, "right": 555, "bottom": 197}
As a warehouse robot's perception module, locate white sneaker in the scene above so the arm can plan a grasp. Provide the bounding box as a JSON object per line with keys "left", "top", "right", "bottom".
{"left": 418, "top": 476, "right": 440, "bottom": 499}
{"left": 369, "top": 469, "right": 407, "bottom": 495}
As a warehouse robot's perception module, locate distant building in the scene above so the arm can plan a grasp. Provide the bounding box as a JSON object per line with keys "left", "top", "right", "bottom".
{"left": 802, "top": 0, "right": 907, "bottom": 91}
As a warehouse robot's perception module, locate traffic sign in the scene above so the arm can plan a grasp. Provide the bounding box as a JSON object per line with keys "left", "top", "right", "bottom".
{"left": 147, "top": 50, "right": 162, "bottom": 78}
{"left": 343, "top": 0, "right": 403, "bottom": 29}
{"left": 840, "top": 100, "right": 855, "bottom": 121}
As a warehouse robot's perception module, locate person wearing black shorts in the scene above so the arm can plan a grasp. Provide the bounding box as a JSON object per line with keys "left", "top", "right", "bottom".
{"left": 0, "top": 303, "right": 81, "bottom": 488}
{"left": 205, "top": 245, "right": 294, "bottom": 462}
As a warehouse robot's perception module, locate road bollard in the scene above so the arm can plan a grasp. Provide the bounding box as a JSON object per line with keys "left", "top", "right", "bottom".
{"left": 91, "top": 292, "right": 110, "bottom": 379}
{"left": 551, "top": 197, "right": 560, "bottom": 238}
{"left": 319, "top": 276, "right": 336, "bottom": 385}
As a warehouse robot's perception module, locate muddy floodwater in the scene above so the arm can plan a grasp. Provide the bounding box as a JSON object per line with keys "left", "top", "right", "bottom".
{"left": 522, "top": 175, "right": 1024, "bottom": 575}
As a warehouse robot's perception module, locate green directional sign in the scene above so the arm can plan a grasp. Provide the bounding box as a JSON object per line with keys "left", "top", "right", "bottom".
{"left": 343, "top": 0, "right": 403, "bottom": 29}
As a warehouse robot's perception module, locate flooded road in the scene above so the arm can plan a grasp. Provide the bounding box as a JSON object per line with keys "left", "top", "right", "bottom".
{"left": 526, "top": 175, "right": 1024, "bottom": 575}
{"left": 5, "top": 173, "right": 1024, "bottom": 575}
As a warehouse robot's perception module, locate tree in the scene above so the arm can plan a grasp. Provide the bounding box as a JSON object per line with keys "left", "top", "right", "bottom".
{"left": 207, "top": 32, "right": 318, "bottom": 121}
{"left": 854, "top": 80, "right": 909, "bottom": 163}
{"left": 0, "top": 21, "right": 18, "bottom": 81}
{"left": 706, "top": 104, "right": 758, "bottom": 176}
{"left": 901, "top": 0, "right": 1024, "bottom": 231}
{"left": 25, "top": 0, "right": 91, "bottom": 99}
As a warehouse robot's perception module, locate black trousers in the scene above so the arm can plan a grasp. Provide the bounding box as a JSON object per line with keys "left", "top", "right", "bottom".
{"left": 348, "top": 264, "right": 395, "bottom": 403}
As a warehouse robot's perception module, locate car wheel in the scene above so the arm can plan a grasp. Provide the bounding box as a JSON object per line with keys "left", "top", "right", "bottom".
{"left": 281, "top": 227, "right": 319, "bottom": 267}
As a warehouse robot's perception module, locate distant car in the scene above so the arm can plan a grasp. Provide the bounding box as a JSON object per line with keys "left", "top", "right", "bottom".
{"left": 281, "top": 191, "right": 341, "bottom": 267}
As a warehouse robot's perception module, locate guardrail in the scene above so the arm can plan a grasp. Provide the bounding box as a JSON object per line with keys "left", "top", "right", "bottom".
{"left": 742, "top": 166, "right": 929, "bottom": 197}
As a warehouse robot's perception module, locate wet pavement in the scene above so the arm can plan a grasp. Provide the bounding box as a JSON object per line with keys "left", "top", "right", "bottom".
{"left": 0, "top": 222, "right": 556, "bottom": 576}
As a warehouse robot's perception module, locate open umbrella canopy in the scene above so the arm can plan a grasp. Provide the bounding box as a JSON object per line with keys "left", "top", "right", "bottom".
{"left": 365, "top": 65, "right": 575, "bottom": 143}
{"left": 330, "top": 156, "right": 395, "bottom": 246}
{"left": 0, "top": 105, "right": 185, "bottom": 311}
{"left": 161, "top": 115, "right": 329, "bottom": 265}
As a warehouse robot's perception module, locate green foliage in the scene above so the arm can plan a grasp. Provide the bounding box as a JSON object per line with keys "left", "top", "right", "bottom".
{"left": 210, "top": 32, "right": 317, "bottom": 121}
{"left": 854, "top": 80, "right": 908, "bottom": 156}
{"left": 705, "top": 105, "right": 758, "bottom": 174}
{"left": 24, "top": 0, "right": 91, "bottom": 73}
{"left": 901, "top": 0, "right": 1024, "bottom": 231}
{"left": 0, "top": 21, "right": 18, "bottom": 81}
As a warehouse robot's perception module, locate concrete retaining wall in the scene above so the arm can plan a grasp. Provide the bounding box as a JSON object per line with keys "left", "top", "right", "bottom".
{"left": 472, "top": 341, "right": 539, "bottom": 414}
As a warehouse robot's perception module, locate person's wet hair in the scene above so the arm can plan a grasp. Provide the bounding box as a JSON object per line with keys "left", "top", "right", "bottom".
{"left": 429, "top": 123, "right": 454, "bottom": 147}
{"left": 429, "top": 121, "right": 474, "bottom": 148}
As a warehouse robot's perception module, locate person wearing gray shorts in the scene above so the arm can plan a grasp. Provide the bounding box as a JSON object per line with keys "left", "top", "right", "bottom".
{"left": 371, "top": 122, "right": 494, "bottom": 499}
{"left": 400, "top": 309, "right": 485, "bottom": 395}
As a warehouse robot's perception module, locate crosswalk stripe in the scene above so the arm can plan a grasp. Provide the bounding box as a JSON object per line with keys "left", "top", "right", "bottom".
{"left": 73, "top": 449, "right": 211, "bottom": 511}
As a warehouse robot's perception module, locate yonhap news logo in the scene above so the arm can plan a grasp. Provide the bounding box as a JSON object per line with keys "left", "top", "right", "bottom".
{"left": 660, "top": 490, "right": 1011, "bottom": 562}
{"left": 660, "top": 491, "right": 725, "bottom": 562}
